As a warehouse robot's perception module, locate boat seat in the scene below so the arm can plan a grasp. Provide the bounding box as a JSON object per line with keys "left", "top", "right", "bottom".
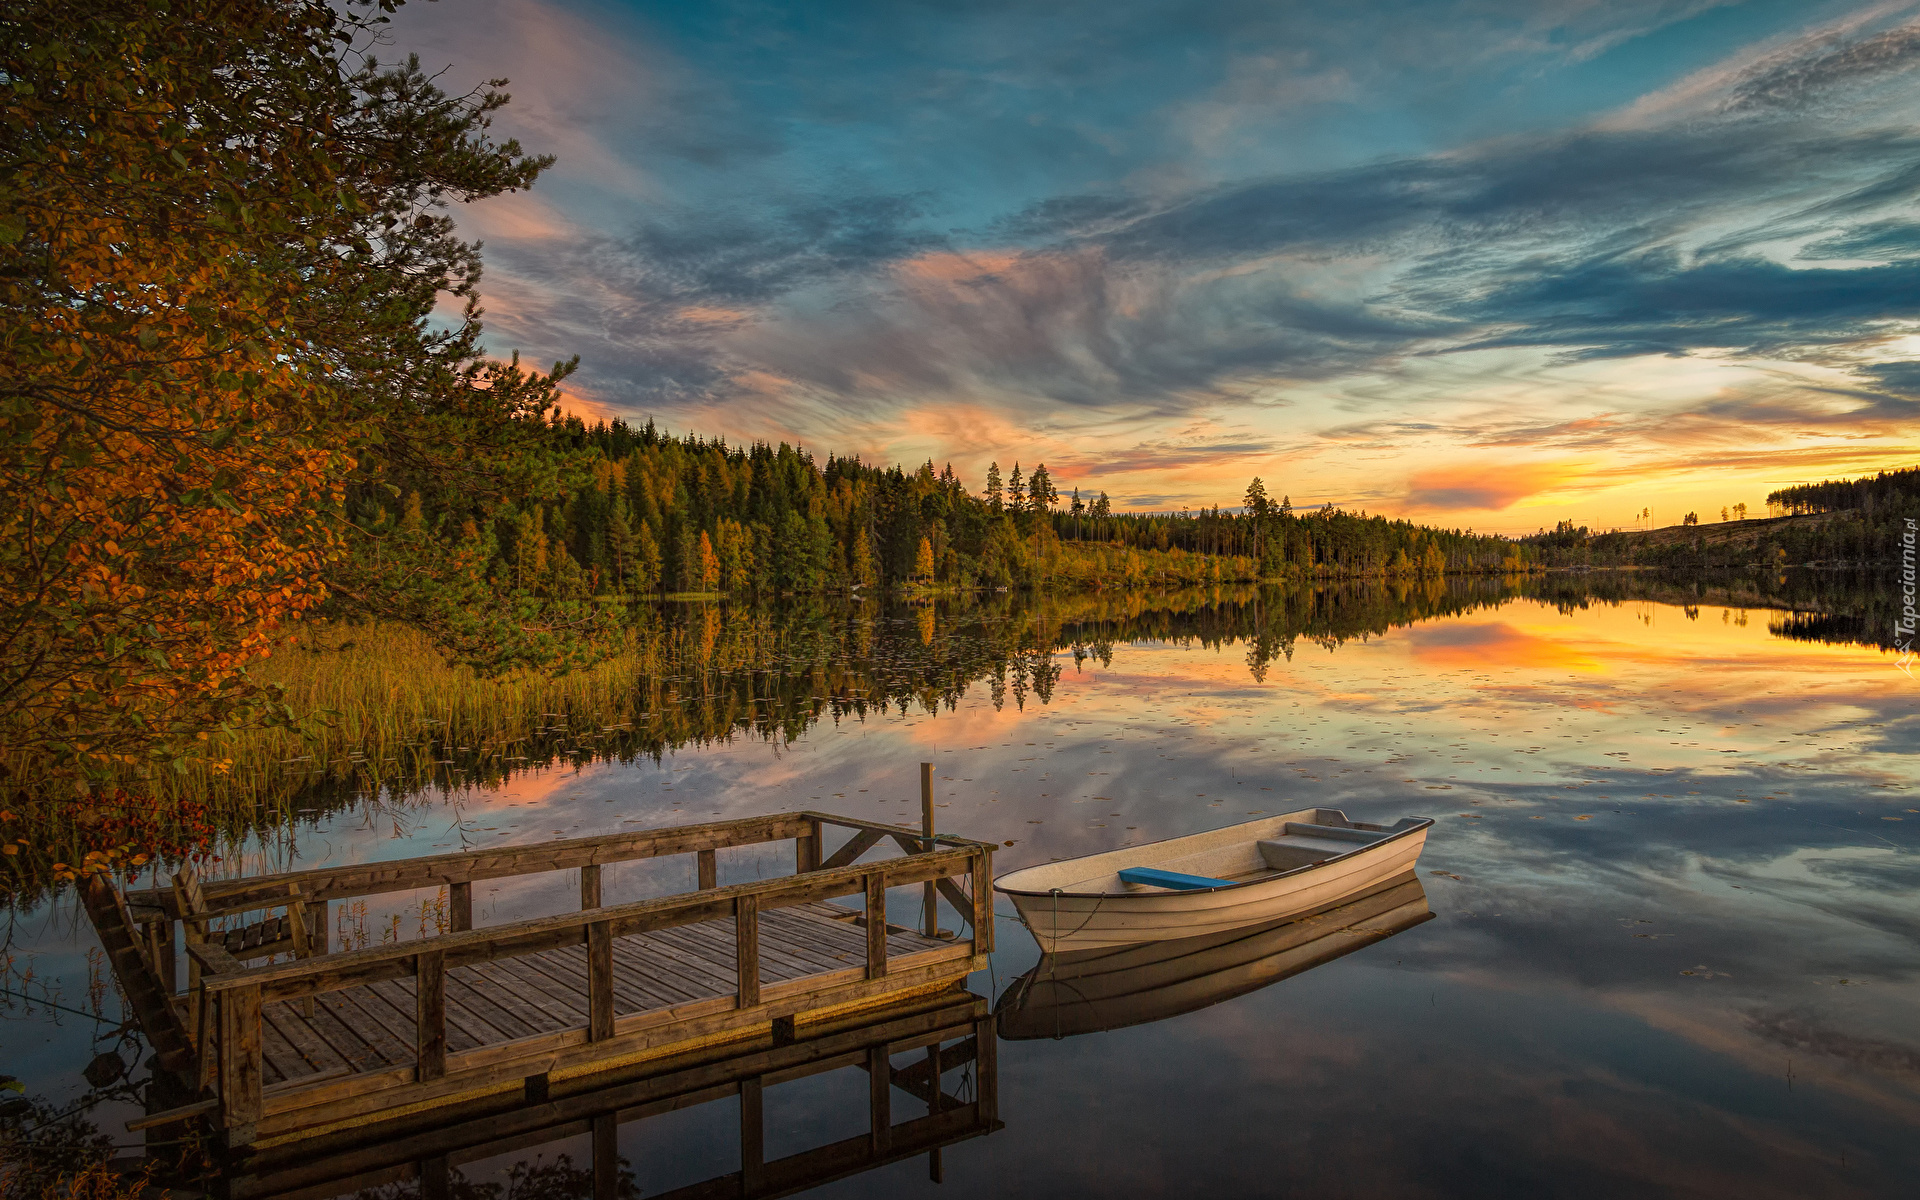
{"left": 1283, "top": 822, "right": 1386, "bottom": 843}
{"left": 1117, "top": 867, "right": 1233, "bottom": 892}
{"left": 1257, "top": 836, "right": 1354, "bottom": 870}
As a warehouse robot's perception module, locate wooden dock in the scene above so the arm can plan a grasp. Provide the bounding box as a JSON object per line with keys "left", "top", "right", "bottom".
{"left": 223, "top": 985, "right": 998, "bottom": 1200}
{"left": 92, "top": 793, "right": 995, "bottom": 1151}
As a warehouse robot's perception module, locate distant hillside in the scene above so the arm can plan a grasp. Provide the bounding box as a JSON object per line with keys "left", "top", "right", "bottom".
{"left": 1523, "top": 465, "right": 1917, "bottom": 569}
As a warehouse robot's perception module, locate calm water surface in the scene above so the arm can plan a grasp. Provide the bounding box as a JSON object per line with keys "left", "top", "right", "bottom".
{"left": 6, "top": 579, "right": 1917, "bottom": 1196}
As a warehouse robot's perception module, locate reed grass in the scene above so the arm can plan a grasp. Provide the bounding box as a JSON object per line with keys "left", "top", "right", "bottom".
{"left": 188, "top": 620, "right": 658, "bottom": 800}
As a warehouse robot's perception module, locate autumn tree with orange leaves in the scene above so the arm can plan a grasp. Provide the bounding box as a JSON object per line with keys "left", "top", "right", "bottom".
{"left": 1, "top": 0, "right": 609, "bottom": 801}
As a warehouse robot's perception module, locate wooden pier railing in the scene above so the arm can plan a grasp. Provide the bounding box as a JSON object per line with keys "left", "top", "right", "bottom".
{"left": 108, "top": 805, "right": 995, "bottom": 1147}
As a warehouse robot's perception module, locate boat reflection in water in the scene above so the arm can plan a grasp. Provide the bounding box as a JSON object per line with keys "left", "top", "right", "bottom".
{"left": 996, "top": 874, "right": 1432, "bottom": 1041}
{"left": 227, "top": 987, "right": 999, "bottom": 1200}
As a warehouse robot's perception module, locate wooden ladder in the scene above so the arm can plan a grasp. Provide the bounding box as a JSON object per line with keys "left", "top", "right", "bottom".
{"left": 78, "top": 871, "right": 198, "bottom": 1085}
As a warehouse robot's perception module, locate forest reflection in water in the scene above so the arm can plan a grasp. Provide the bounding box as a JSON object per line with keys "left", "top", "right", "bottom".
{"left": 4, "top": 566, "right": 1916, "bottom": 1198}
{"left": 237, "top": 566, "right": 1907, "bottom": 823}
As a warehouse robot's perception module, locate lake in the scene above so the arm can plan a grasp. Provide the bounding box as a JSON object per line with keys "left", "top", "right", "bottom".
{"left": 4, "top": 572, "right": 1916, "bottom": 1196}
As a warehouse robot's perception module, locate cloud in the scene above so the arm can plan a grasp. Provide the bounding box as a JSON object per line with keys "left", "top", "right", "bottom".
{"left": 1603, "top": 4, "right": 1920, "bottom": 128}
{"left": 1403, "top": 462, "right": 1578, "bottom": 512}
{"left": 1055, "top": 436, "right": 1279, "bottom": 478}
{"left": 1802, "top": 219, "right": 1920, "bottom": 260}
{"left": 707, "top": 118, "right": 1920, "bottom": 430}
{"left": 1406, "top": 621, "right": 1604, "bottom": 671}
{"left": 1444, "top": 247, "right": 1920, "bottom": 363}
{"left": 1742, "top": 1010, "right": 1920, "bottom": 1075}
{"left": 620, "top": 194, "right": 946, "bottom": 306}
{"left": 1863, "top": 360, "right": 1920, "bottom": 393}
{"left": 1724, "top": 17, "right": 1920, "bottom": 113}
{"left": 390, "top": 0, "right": 1920, "bottom": 524}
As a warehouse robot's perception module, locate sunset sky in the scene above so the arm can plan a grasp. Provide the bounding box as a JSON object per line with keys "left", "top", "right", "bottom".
{"left": 389, "top": 0, "right": 1920, "bottom": 533}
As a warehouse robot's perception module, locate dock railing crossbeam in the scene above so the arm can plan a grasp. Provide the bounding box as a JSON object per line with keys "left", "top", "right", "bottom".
{"left": 113, "top": 807, "right": 994, "bottom": 1147}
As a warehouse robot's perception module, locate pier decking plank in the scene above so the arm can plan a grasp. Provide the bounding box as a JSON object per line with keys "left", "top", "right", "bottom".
{"left": 252, "top": 901, "right": 950, "bottom": 1086}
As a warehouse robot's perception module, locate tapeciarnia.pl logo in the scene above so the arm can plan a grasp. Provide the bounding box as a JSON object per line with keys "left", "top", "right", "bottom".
{"left": 1898, "top": 516, "right": 1916, "bottom": 679}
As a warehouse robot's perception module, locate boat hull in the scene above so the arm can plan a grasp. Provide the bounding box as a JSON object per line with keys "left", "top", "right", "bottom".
{"left": 997, "top": 874, "right": 1432, "bottom": 1039}
{"left": 1001, "top": 815, "right": 1429, "bottom": 952}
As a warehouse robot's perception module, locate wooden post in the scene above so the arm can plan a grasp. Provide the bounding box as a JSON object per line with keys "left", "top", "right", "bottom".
{"left": 592, "top": 1112, "right": 619, "bottom": 1200}
{"left": 734, "top": 893, "right": 760, "bottom": 1009}
{"left": 194, "top": 988, "right": 214, "bottom": 1092}
{"left": 580, "top": 863, "right": 602, "bottom": 909}
{"left": 975, "top": 1012, "right": 998, "bottom": 1122}
{"left": 921, "top": 762, "right": 939, "bottom": 938}
{"left": 740, "top": 1076, "right": 765, "bottom": 1196}
{"left": 972, "top": 849, "right": 993, "bottom": 954}
{"left": 416, "top": 949, "right": 446, "bottom": 1081}
{"left": 449, "top": 881, "right": 472, "bottom": 932}
{"left": 140, "top": 920, "right": 172, "bottom": 996}
{"left": 867, "top": 1045, "right": 892, "bottom": 1154}
{"left": 587, "top": 920, "right": 614, "bottom": 1041}
{"left": 864, "top": 872, "right": 888, "bottom": 980}
{"left": 924, "top": 1041, "right": 944, "bottom": 1182}
{"left": 287, "top": 885, "right": 315, "bottom": 1018}
{"left": 421, "top": 1155, "right": 450, "bottom": 1200}
{"left": 795, "top": 816, "right": 822, "bottom": 874}
{"left": 697, "top": 848, "right": 718, "bottom": 891}
{"left": 219, "top": 984, "right": 263, "bottom": 1146}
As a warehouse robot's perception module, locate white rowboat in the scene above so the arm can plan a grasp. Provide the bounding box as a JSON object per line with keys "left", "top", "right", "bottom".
{"left": 994, "top": 807, "right": 1433, "bottom": 952}
{"left": 995, "top": 873, "right": 1432, "bottom": 1040}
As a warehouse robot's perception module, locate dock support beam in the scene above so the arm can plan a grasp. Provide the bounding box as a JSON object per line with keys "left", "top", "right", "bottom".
{"left": 867, "top": 1045, "right": 892, "bottom": 1154}
{"left": 587, "top": 920, "right": 615, "bottom": 1041}
{"left": 734, "top": 894, "right": 760, "bottom": 1009}
{"left": 864, "top": 872, "right": 888, "bottom": 979}
{"left": 416, "top": 950, "right": 447, "bottom": 1081}
{"left": 592, "top": 1112, "right": 619, "bottom": 1200}
{"left": 921, "top": 763, "right": 939, "bottom": 938}
{"left": 219, "top": 985, "right": 263, "bottom": 1146}
{"left": 796, "top": 817, "right": 822, "bottom": 874}
{"left": 740, "top": 1077, "right": 765, "bottom": 1196}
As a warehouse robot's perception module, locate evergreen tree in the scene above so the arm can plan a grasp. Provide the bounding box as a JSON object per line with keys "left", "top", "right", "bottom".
{"left": 1027, "top": 464, "right": 1057, "bottom": 513}
{"left": 851, "top": 530, "right": 876, "bottom": 589}
{"left": 634, "top": 524, "right": 662, "bottom": 594}
{"left": 606, "top": 495, "right": 637, "bottom": 590}
{"left": 1243, "top": 477, "right": 1269, "bottom": 567}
